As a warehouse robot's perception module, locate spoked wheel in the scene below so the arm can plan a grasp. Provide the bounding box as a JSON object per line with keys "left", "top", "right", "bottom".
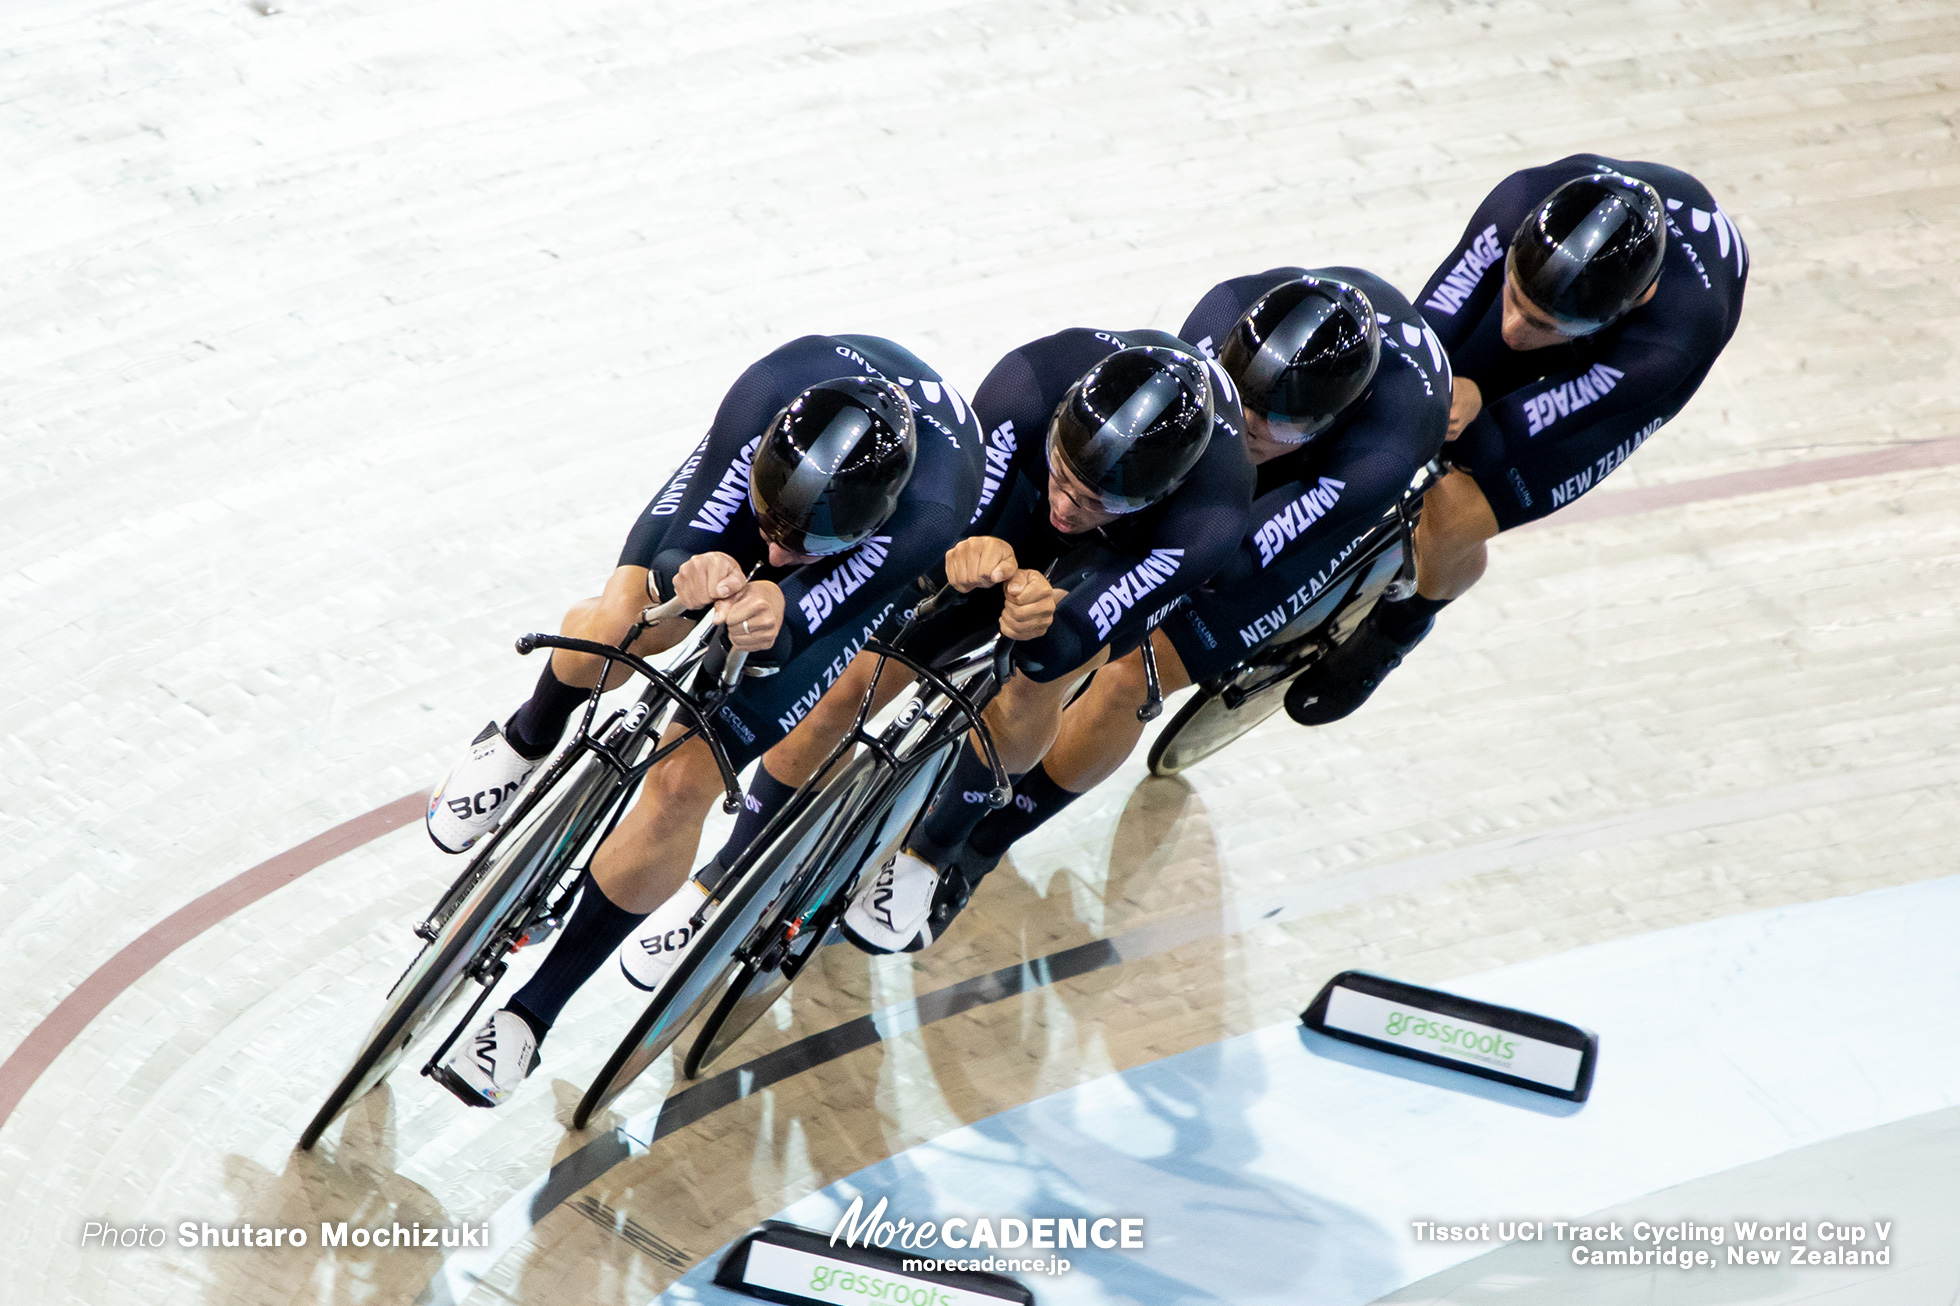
{"left": 1147, "top": 539, "right": 1410, "bottom": 778}
{"left": 298, "top": 751, "right": 620, "bottom": 1150}
{"left": 683, "top": 735, "right": 958, "bottom": 1079}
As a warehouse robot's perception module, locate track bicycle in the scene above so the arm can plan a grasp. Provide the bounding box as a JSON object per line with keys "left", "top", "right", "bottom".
{"left": 572, "top": 587, "right": 1017, "bottom": 1125}
{"left": 1146, "top": 459, "right": 1447, "bottom": 776}
{"left": 298, "top": 596, "right": 753, "bottom": 1150}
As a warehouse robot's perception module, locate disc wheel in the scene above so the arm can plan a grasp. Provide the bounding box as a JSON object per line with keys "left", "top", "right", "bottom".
{"left": 298, "top": 753, "right": 618, "bottom": 1149}
{"left": 570, "top": 754, "right": 882, "bottom": 1128}
{"left": 682, "top": 734, "right": 956, "bottom": 1079}
{"left": 1147, "top": 538, "right": 1411, "bottom": 778}
{"left": 1146, "top": 671, "right": 1299, "bottom": 778}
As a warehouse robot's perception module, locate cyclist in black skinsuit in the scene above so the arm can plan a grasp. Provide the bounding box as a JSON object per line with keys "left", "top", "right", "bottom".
{"left": 835, "top": 327, "right": 1256, "bottom": 953}
{"left": 916, "top": 269, "right": 1452, "bottom": 925}
{"left": 425, "top": 333, "right": 984, "bottom": 1107}
{"left": 1290, "top": 154, "right": 1749, "bottom": 723}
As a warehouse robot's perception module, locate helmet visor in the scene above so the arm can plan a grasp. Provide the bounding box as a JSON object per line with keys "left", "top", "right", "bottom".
{"left": 1505, "top": 245, "right": 1619, "bottom": 337}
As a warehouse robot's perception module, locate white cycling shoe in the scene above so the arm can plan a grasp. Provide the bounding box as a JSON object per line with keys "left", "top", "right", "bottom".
{"left": 841, "top": 851, "right": 940, "bottom": 954}
{"left": 619, "top": 880, "right": 710, "bottom": 992}
{"left": 432, "top": 1009, "right": 539, "bottom": 1108}
{"left": 427, "top": 722, "right": 539, "bottom": 854}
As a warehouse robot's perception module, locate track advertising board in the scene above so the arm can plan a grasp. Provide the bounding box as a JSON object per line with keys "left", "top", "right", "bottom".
{"left": 716, "top": 1221, "right": 1034, "bottom": 1306}
{"left": 1302, "top": 970, "right": 1598, "bottom": 1101}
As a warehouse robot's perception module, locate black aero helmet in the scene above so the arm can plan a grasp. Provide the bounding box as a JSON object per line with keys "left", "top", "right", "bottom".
{"left": 1508, "top": 170, "right": 1667, "bottom": 333}
{"left": 1047, "top": 345, "right": 1214, "bottom": 514}
{"left": 749, "top": 376, "right": 917, "bottom": 557}
{"left": 1219, "top": 275, "right": 1380, "bottom": 446}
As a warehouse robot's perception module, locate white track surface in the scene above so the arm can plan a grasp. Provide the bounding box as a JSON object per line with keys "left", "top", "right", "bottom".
{"left": 4, "top": 2, "right": 1959, "bottom": 1304}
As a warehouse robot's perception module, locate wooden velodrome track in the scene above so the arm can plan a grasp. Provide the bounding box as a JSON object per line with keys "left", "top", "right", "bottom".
{"left": 3, "top": 0, "right": 1957, "bottom": 1302}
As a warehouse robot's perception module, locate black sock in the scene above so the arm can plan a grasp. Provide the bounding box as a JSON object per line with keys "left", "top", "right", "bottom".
{"left": 504, "top": 663, "right": 590, "bottom": 761}
{"left": 908, "top": 740, "right": 1021, "bottom": 869}
{"left": 505, "top": 874, "right": 645, "bottom": 1036}
{"left": 1374, "top": 592, "right": 1451, "bottom": 644}
{"left": 967, "top": 764, "right": 1081, "bottom": 862}
{"left": 710, "top": 763, "right": 799, "bottom": 872}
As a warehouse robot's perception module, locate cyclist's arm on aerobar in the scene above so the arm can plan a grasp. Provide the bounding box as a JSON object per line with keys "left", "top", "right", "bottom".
{"left": 772, "top": 492, "right": 968, "bottom": 665}
{"left": 963, "top": 344, "right": 1049, "bottom": 540}
{"left": 1415, "top": 164, "right": 1585, "bottom": 355}
{"left": 1454, "top": 322, "right": 1701, "bottom": 469}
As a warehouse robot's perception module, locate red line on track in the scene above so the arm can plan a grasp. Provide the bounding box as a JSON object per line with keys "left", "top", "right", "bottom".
{"left": 1529, "top": 435, "right": 1960, "bottom": 527}
{"left": 0, "top": 793, "right": 426, "bottom": 1133}
{"left": 4, "top": 435, "right": 1959, "bottom": 1139}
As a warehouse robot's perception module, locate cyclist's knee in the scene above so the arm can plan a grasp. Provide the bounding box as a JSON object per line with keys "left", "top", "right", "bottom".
{"left": 1093, "top": 651, "right": 1153, "bottom": 717}
{"left": 993, "top": 648, "right": 1105, "bottom": 732}
{"left": 568, "top": 567, "right": 651, "bottom": 641}
{"left": 648, "top": 748, "right": 725, "bottom": 814}
{"left": 1420, "top": 471, "right": 1499, "bottom": 555}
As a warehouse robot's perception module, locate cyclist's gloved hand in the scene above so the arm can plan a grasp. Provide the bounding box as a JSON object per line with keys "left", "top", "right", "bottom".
{"left": 1000, "top": 569, "right": 1060, "bottom": 641}
{"left": 944, "top": 536, "right": 1019, "bottom": 592}
{"left": 673, "top": 552, "right": 748, "bottom": 611}
{"left": 715, "top": 579, "right": 785, "bottom": 652}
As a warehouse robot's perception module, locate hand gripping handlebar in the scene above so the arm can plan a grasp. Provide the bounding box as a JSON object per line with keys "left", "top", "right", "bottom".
{"left": 868, "top": 583, "right": 1017, "bottom": 809}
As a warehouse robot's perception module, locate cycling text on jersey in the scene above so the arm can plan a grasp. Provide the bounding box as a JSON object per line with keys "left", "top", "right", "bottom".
{"left": 1523, "top": 363, "right": 1626, "bottom": 436}
{"left": 1253, "top": 477, "right": 1349, "bottom": 567}
{"left": 1422, "top": 224, "right": 1504, "bottom": 317}
{"left": 1087, "top": 549, "right": 1185, "bottom": 640}
{"left": 796, "top": 536, "right": 894, "bottom": 634}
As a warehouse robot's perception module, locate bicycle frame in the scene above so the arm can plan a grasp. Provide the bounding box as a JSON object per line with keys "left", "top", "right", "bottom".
{"left": 575, "top": 593, "right": 1019, "bottom": 1113}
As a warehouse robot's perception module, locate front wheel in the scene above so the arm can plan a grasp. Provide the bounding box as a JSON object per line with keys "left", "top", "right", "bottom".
{"left": 298, "top": 752, "right": 620, "bottom": 1150}
{"left": 682, "top": 731, "right": 956, "bottom": 1079}
{"left": 571, "top": 747, "right": 899, "bottom": 1127}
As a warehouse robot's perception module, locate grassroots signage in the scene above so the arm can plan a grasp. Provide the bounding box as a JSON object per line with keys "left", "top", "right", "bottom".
{"left": 716, "top": 1221, "right": 1034, "bottom": 1306}
{"left": 1302, "top": 970, "right": 1598, "bottom": 1101}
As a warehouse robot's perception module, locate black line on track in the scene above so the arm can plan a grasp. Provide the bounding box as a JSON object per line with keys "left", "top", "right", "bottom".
{"left": 530, "top": 936, "right": 1128, "bottom": 1227}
